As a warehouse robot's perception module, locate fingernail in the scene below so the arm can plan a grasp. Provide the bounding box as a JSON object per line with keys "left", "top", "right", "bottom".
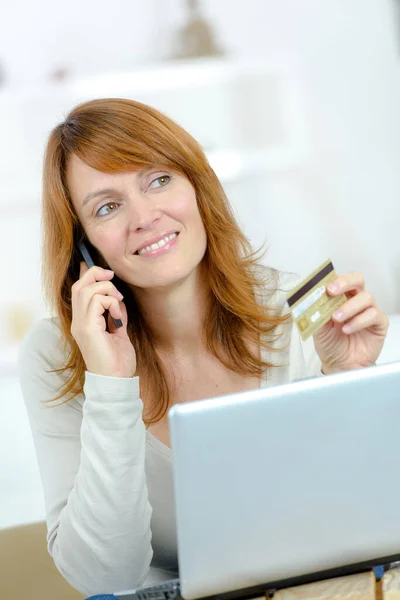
{"left": 117, "top": 292, "right": 124, "bottom": 301}
{"left": 333, "top": 311, "right": 345, "bottom": 321}
{"left": 342, "top": 324, "right": 352, "bottom": 334}
{"left": 328, "top": 284, "right": 338, "bottom": 293}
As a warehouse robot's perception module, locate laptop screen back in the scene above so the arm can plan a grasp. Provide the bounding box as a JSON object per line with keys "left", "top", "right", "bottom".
{"left": 169, "top": 362, "right": 400, "bottom": 600}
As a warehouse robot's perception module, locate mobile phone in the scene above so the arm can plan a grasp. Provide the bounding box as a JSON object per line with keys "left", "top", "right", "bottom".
{"left": 78, "top": 241, "right": 123, "bottom": 329}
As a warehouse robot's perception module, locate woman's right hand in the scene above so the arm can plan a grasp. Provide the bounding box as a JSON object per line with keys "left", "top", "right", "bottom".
{"left": 70, "top": 262, "right": 137, "bottom": 378}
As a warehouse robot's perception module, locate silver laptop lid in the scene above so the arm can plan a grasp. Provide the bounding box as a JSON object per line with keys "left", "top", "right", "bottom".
{"left": 169, "top": 362, "right": 400, "bottom": 600}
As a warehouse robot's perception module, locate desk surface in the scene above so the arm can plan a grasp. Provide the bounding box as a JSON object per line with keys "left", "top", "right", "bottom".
{"left": 262, "top": 568, "right": 400, "bottom": 600}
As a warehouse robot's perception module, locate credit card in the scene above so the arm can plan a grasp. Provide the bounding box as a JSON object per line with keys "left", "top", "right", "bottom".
{"left": 286, "top": 259, "right": 347, "bottom": 341}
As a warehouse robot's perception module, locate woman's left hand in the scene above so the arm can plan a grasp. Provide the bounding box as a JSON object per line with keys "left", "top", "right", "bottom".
{"left": 313, "top": 272, "right": 389, "bottom": 374}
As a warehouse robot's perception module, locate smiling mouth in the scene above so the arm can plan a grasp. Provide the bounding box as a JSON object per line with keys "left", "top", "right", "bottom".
{"left": 135, "top": 232, "right": 179, "bottom": 255}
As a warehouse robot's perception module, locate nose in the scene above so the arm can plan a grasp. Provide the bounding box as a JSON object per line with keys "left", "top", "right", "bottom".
{"left": 127, "top": 194, "right": 162, "bottom": 232}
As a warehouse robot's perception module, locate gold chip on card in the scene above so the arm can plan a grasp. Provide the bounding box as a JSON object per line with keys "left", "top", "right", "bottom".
{"left": 286, "top": 259, "right": 347, "bottom": 341}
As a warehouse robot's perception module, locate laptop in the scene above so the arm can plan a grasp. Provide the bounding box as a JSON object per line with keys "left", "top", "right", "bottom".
{"left": 112, "top": 361, "right": 400, "bottom": 600}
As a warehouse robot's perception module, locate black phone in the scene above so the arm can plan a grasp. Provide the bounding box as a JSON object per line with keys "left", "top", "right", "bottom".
{"left": 78, "top": 240, "right": 123, "bottom": 329}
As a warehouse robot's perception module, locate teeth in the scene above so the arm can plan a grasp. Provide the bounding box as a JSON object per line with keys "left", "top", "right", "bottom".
{"left": 137, "top": 233, "right": 177, "bottom": 255}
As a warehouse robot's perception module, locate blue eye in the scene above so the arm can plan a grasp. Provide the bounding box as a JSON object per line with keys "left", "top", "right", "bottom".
{"left": 150, "top": 175, "right": 170, "bottom": 188}
{"left": 96, "top": 202, "right": 119, "bottom": 217}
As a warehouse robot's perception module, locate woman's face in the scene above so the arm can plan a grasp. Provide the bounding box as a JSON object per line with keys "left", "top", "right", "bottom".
{"left": 66, "top": 155, "right": 208, "bottom": 290}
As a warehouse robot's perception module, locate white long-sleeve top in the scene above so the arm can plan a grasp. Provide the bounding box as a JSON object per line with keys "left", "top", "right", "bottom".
{"left": 18, "top": 272, "right": 321, "bottom": 597}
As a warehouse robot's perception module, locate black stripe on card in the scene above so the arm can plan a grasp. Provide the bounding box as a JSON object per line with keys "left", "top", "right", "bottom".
{"left": 287, "top": 261, "right": 334, "bottom": 307}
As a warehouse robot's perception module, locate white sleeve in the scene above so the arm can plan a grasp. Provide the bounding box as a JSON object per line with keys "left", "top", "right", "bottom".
{"left": 18, "top": 319, "right": 153, "bottom": 597}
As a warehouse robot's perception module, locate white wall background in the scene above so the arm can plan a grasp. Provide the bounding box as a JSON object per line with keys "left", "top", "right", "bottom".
{"left": 1, "top": 0, "right": 400, "bottom": 527}
{"left": 0, "top": 0, "right": 399, "bottom": 333}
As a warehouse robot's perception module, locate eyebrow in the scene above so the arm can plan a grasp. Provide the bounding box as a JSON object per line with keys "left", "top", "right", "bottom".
{"left": 81, "top": 166, "right": 161, "bottom": 208}
{"left": 82, "top": 188, "right": 118, "bottom": 208}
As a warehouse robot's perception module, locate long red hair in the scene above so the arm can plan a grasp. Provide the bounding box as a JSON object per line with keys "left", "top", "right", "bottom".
{"left": 42, "top": 98, "right": 289, "bottom": 423}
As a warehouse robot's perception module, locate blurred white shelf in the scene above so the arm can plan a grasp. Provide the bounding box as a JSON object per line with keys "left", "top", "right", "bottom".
{"left": 0, "top": 57, "right": 310, "bottom": 207}
{"left": 207, "top": 146, "right": 306, "bottom": 181}
{"left": 0, "top": 56, "right": 292, "bottom": 98}
{"left": 2, "top": 188, "right": 41, "bottom": 213}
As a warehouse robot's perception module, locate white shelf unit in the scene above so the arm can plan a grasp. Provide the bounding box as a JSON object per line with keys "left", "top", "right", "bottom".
{"left": 0, "top": 57, "right": 309, "bottom": 208}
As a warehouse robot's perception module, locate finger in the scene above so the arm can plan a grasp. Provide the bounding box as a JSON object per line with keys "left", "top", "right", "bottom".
{"left": 72, "top": 272, "right": 118, "bottom": 318}
{"left": 327, "top": 272, "right": 365, "bottom": 296}
{"left": 331, "top": 290, "right": 376, "bottom": 324}
{"left": 108, "top": 301, "right": 128, "bottom": 333}
{"left": 86, "top": 295, "right": 123, "bottom": 328}
{"left": 78, "top": 265, "right": 115, "bottom": 285}
{"left": 108, "top": 298, "right": 124, "bottom": 323}
{"left": 78, "top": 281, "right": 124, "bottom": 311}
{"left": 72, "top": 266, "right": 115, "bottom": 301}
{"left": 79, "top": 261, "right": 89, "bottom": 278}
{"left": 341, "top": 306, "right": 383, "bottom": 335}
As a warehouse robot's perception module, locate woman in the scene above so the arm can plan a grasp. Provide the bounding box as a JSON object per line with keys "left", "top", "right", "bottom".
{"left": 19, "top": 98, "right": 388, "bottom": 597}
